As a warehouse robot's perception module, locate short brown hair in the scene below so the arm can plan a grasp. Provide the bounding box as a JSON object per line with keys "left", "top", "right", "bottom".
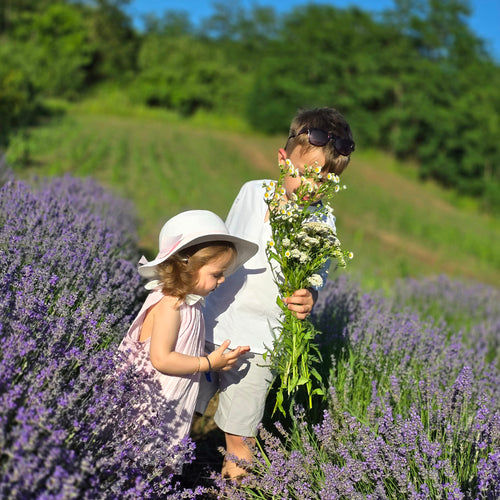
{"left": 285, "top": 107, "right": 354, "bottom": 175}
{"left": 156, "top": 241, "right": 236, "bottom": 302}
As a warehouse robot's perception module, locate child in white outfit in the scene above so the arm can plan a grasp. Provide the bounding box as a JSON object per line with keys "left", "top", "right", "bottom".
{"left": 196, "top": 107, "right": 355, "bottom": 478}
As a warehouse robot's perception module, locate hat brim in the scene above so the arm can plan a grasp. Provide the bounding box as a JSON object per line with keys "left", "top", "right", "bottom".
{"left": 138, "top": 233, "right": 258, "bottom": 279}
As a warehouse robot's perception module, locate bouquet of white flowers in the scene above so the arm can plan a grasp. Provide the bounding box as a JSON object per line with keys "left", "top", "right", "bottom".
{"left": 263, "top": 158, "right": 353, "bottom": 414}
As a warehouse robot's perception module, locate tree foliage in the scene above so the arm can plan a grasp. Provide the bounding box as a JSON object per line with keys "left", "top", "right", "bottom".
{"left": 0, "top": 0, "right": 498, "bottom": 210}
{"left": 0, "top": 42, "right": 39, "bottom": 147}
{"left": 80, "top": 0, "right": 138, "bottom": 82}
{"left": 130, "top": 30, "right": 248, "bottom": 116}
{"left": 1, "top": 1, "right": 91, "bottom": 97}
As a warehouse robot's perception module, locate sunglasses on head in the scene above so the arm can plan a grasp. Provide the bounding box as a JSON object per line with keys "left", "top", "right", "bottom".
{"left": 289, "top": 127, "right": 355, "bottom": 156}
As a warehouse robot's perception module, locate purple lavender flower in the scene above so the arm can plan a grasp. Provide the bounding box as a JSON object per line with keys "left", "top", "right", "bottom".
{"left": 223, "top": 275, "right": 499, "bottom": 499}
{"left": 1, "top": 174, "right": 203, "bottom": 498}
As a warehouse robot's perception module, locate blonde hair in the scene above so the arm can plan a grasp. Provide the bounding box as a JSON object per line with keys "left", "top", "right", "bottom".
{"left": 285, "top": 107, "right": 354, "bottom": 175}
{"left": 155, "top": 241, "right": 236, "bottom": 302}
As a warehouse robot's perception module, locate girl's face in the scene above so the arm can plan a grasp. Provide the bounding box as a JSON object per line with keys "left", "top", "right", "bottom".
{"left": 192, "top": 250, "right": 234, "bottom": 297}
{"left": 280, "top": 146, "right": 327, "bottom": 203}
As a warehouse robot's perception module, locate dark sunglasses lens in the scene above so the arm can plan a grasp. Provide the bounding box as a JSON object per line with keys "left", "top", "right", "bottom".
{"left": 308, "top": 129, "right": 330, "bottom": 146}
{"left": 335, "top": 138, "right": 355, "bottom": 156}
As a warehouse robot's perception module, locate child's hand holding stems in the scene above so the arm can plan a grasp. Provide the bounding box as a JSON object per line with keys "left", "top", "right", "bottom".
{"left": 283, "top": 288, "right": 317, "bottom": 319}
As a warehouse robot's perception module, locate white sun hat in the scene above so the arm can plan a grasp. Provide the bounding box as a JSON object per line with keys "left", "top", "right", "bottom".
{"left": 138, "top": 210, "right": 258, "bottom": 281}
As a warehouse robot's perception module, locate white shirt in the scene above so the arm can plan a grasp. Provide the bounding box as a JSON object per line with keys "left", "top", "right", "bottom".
{"left": 203, "top": 180, "right": 336, "bottom": 354}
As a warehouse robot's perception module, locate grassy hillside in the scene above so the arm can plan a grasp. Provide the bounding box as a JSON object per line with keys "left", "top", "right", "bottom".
{"left": 6, "top": 102, "right": 499, "bottom": 291}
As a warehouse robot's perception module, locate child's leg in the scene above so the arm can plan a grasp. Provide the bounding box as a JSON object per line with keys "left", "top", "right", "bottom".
{"left": 213, "top": 349, "right": 273, "bottom": 478}
{"left": 222, "top": 433, "right": 255, "bottom": 478}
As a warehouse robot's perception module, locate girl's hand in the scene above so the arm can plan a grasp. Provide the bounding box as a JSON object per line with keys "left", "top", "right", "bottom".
{"left": 207, "top": 340, "right": 250, "bottom": 372}
{"left": 283, "top": 288, "right": 316, "bottom": 319}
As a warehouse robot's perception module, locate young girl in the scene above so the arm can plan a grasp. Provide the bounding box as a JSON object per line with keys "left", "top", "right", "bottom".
{"left": 118, "top": 210, "right": 258, "bottom": 449}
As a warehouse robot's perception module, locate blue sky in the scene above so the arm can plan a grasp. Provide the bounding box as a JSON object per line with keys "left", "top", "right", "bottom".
{"left": 127, "top": 0, "right": 500, "bottom": 61}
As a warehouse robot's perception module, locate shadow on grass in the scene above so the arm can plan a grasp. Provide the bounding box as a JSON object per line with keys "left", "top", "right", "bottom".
{"left": 182, "top": 398, "right": 226, "bottom": 491}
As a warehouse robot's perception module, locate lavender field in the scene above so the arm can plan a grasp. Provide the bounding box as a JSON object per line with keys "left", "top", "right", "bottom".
{"left": 1, "top": 166, "right": 499, "bottom": 499}
{"left": 0, "top": 168, "right": 203, "bottom": 499}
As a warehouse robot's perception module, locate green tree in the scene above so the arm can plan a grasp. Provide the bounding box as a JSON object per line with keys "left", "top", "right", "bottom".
{"left": 132, "top": 33, "right": 247, "bottom": 116}
{"left": 0, "top": 0, "right": 56, "bottom": 37}
{"left": 141, "top": 9, "right": 194, "bottom": 37}
{"left": 387, "top": 0, "right": 486, "bottom": 62}
{"left": 384, "top": 0, "right": 500, "bottom": 201}
{"left": 0, "top": 41, "right": 39, "bottom": 147}
{"left": 201, "top": 1, "right": 279, "bottom": 72}
{"left": 246, "top": 4, "right": 400, "bottom": 141}
{"left": 1, "top": 1, "right": 91, "bottom": 97}
{"left": 80, "top": 0, "right": 138, "bottom": 82}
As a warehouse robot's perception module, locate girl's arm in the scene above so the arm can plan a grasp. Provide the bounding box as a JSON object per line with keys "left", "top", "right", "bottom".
{"left": 148, "top": 297, "right": 249, "bottom": 375}
{"left": 148, "top": 297, "right": 198, "bottom": 375}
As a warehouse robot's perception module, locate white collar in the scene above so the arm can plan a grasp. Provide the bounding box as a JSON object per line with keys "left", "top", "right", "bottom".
{"left": 184, "top": 294, "right": 205, "bottom": 306}
{"left": 144, "top": 281, "right": 205, "bottom": 306}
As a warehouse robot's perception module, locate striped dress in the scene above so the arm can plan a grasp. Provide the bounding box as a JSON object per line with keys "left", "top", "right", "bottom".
{"left": 118, "top": 290, "right": 205, "bottom": 447}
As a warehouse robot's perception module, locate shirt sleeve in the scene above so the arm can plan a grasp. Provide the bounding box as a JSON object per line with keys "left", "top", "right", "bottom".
{"left": 225, "top": 180, "right": 271, "bottom": 238}
{"left": 225, "top": 183, "right": 248, "bottom": 233}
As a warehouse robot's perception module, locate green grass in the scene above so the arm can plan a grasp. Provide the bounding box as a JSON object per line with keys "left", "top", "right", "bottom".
{"left": 6, "top": 101, "right": 499, "bottom": 291}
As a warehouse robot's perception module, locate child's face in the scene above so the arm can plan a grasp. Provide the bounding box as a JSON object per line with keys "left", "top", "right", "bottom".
{"left": 192, "top": 251, "right": 234, "bottom": 297}
{"left": 280, "top": 146, "right": 327, "bottom": 203}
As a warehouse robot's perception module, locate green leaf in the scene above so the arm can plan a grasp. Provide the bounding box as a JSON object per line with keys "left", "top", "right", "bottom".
{"left": 273, "top": 389, "right": 285, "bottom": 416}
{"left": 310, "top": 367, "right": 323, "bottom": 382}
{"left": 311, "top": 388, "right": 325, "bottom": 397}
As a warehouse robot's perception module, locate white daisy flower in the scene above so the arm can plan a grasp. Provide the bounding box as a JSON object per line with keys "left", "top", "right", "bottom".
{"left": 307, "top": 274, "right": 323, "bottom": 288}
{"left": 299, "top": 252, "right": 309, "bottom": 263}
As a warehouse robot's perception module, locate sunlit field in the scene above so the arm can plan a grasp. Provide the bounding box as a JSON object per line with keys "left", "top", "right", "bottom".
{"left": 6, "top": 104, "right": 499, "bottom": 292}
{"left": 2, "top": 102, "right": 499, "bottom": 498}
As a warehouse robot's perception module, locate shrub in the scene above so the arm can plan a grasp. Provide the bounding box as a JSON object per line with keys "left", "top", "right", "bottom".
{"left": 0, "top": 171, "right": 202, "bottom": 498}
{"left": 213, "top": 276, "right": 500, "bottom": 499}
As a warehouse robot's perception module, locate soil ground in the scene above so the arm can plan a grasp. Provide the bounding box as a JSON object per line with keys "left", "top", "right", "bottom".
{"left": 181, "top": 396, "right": 226, "bottom": 490}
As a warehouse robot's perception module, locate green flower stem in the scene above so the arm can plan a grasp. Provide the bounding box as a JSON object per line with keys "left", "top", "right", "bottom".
{"left": 264, "top": 159, "right": 352, "bottom": 415}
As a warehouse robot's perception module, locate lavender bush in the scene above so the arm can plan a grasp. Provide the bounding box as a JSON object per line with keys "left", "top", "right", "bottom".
{"left": 391, "top": 275, "right": 500, "bottom": 365}
{"left": 0, "top": 171, "right": 203, "bottom": 498}
{"left": 213, "top": 276, "right": 500, "bottom": 499}
{"left": 2, "top": 162, "right": 498, "bottom": 499}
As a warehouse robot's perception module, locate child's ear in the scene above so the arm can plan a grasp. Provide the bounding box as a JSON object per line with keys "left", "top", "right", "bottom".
{"left": 278, "top": 148, "right": 287, "bottom": 165}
